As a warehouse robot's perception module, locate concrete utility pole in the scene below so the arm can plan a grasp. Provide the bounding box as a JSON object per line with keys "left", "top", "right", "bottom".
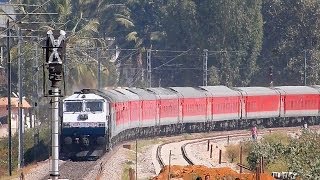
{"left": 45, "top": 30, "right": 66, "bottom": 180}
{"left": 147, "top": 49, "right": 152, "bottom": 88}
{"left": 32, "top": 36, "right": 40, "bottom": 161}
{"left": 17, "top": 27, "right": 24, "bottom": 169}
{"left": 203, "top": 49, "right": 208, "bottom": 86}
{"left": 6, "top": 19, "right": 12, "bottom": 177}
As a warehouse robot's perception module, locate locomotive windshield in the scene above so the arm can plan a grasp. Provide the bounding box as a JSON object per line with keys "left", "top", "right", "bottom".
{"left": 64, "top": 101, "right": 83, "bottom": 112}
{"left": 85, "top": 100, "right": 104, "bottom": 112}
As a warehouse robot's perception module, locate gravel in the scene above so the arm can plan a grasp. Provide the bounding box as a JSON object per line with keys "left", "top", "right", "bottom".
{"left": 20, "top": 126, "right": 319, "bottom": 179}
{"left": 11, "top": 160, "right": 65, "bottom": 180}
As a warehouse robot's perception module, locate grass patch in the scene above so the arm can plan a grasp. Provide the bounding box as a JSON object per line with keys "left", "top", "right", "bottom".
{"left": 132, "top": 138, "right": 162, "bottom": 153}
{"left": 121, "top": 160, "right": 135, "bottom": 180}
{"left": 261, "top": 132, "right": 291, "bottom": 145}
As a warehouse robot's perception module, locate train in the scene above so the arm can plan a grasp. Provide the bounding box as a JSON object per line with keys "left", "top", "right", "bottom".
{"left": 60, "top": 85, "right": 320, "bottom": 159}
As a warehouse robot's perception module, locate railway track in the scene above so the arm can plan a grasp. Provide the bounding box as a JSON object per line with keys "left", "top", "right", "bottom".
{"left": 33, "top": 126, "right": 318, "bottom": 179}
{"left": 39, "top": 142, "right": 124, "bottom": 180}
{"left": 156, "top": 126, "right": 317, "bottom": 170}
{"left": 40, "top": 160, "right": 96, "bottom": 180}
{"left": 156, "top": 132, "right": 249, "bottom": 169}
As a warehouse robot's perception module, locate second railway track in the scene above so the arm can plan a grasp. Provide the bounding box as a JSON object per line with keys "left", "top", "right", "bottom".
{"left": 156, "top": 126, "right": 315, "bottom": 171}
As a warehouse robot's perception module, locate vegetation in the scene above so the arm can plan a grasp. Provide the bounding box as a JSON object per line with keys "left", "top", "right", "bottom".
{"left": 224, "top": 131, "right": 320, "bottom": 178}
{"left": 0, "top": 125, "right": 50, "bottom": 176}
{"left": 3, "top": 0, "right": 319, "bottom": 98}
{"left": 225, "top": 144, "right": 240, "bottom": 163}
{"left": 246, "top": 130, "right": 320, "bottom": 179}
{"left": 1, "top": 0, "right": 320, "bottom": 177}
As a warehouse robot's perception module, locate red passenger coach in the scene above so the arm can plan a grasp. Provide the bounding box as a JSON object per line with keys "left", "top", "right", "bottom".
{"left": 148, "top": 88, "right": 179, "bottom": 125}
{"left": 108, "top": 90, "right": 130, "bottom": 131}
{"left": 235, "top": 87, "right": 281, "bottom": 119}
{"left": 100, "top": 89, "right": 128, "bottom": 136}
{"left": 275, "top": 86, "right": 320, "bottom": 117}
{"left": 114, "top": 89, "right": 140, "bottom": 128}
{"left": 127, "top": 88, "right": 157, "bottom": 127}
{"left": 200, "top": 86, "right": 242, "bottom": 121}
{"left": 170, "top": 87, "right": 208, "bottom": 123}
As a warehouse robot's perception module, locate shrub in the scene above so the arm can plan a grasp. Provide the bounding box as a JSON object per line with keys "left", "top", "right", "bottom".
{"left": 225, "top": 144, "right": 240, "bottom": 163}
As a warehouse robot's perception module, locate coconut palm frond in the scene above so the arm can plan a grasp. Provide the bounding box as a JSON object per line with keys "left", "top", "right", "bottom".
{"left": 83, "top": 20, "right": 100, "bottom": 33}
{"left": 39, "top": 25, "right": 54, "bottom": 31}
{"left": 135, "top": 38, "right": 143, "bottom": 48}
{"left": 57, "top": 0, "right": 72, "bottom": 22}
{"left": 116, "top": 17, "right": 134, "bottom": 28}
{"left": 114, "top": 13, "right": 130, "bottom": 19}
{"left": 126, "top": 31, "right": 138, "bottom": 42}
{"left": 87, "top": 66, "right": 96, "bottom": 78}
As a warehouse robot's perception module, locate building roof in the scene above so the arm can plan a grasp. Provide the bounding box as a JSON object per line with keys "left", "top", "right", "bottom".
{"left": 0, "top": 97, "right": 31, "bottom": 108}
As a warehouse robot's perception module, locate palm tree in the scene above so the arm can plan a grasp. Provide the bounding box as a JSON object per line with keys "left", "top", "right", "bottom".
{"left": 41, "top": 0, "right": 118, "bottom": 92}
{"left": 98, "top": 1, "right": 165, "bottom": 87}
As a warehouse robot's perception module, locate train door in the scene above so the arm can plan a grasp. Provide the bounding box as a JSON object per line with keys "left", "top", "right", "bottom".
{"left": 206, "top": 96, "right": 211, "bottom": 122}
{"left": 139, "top": 100, "right": 143, "bottom": 127}
{"left": 156, "top": 100, "right": 160, "bottom": 126}
{"left": 240, "top": 91, "right": 247, "bottom": 120}
{"left": 274, "top": 89, "right": 285, "bottom": 117}
{"left": 105, "top": 100, "right": 112, "bottom": 148}
{"left": 280, "top": 92, "right": 285, "bottom": 117}
{"left": 178, "top": 98, "right": 183, "bottom": 123}
{"left": 155, "top": 95, "right": 161, "bottom": 126}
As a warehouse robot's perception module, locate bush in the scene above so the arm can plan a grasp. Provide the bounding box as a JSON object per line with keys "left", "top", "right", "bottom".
{"left": 266, "top": 157, "right": 288, "bottom": 172}
{"left": 225, "top": 144, "right": 240, "bottom": 163}
{"left": 261, "top": 132, "right": 291, "bottom": 145}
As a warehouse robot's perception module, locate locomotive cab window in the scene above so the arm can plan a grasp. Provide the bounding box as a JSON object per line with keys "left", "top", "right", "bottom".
{"left": 85, "top": 100, "right": 104, "bottom": 112}
{"left": 64, "top": 101, "right": 83, "bottom": 112}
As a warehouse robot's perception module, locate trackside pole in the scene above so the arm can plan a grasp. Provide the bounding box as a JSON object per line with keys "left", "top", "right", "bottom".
{"left": 51, "top": 87, "right": 60, "bottom": 179}
{"left": 44, "top": 30, "right": 66, "bottom": 180}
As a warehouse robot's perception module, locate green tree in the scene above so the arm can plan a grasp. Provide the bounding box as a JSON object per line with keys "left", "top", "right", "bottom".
{"left": 247, "top": 130, "right": 320, "bottom": 178}
{"left": 257, "top": 0, "right": 320, "bottom": 86}
{"left": 195, "top": 0, "right": 263, "bottom": 86}
{"left": 287, "top": 130, "right": 320, "bottom": 179}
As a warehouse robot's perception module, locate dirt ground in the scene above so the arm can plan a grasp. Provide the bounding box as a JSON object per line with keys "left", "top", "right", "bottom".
{"left": 152, "top": 165, "right": 274, "bottom": 180}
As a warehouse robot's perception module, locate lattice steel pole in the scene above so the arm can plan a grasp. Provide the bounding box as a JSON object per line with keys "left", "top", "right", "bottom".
{"left": 97, "top": 48, "right": 101, "bottom": 90}
{"left": 304, "top": 50, "right": 307, "bottom": 86}
{"left": 203, "top": 49, "right": 208, "bottom": 86}
{"left": 147, "top": 49, "right": 152, "bottom": 87}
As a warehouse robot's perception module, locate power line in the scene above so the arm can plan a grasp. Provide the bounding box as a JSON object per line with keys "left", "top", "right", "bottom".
{"left": 153, "top": 48, "right": 193, "bottom": 70}
{"left": 0, "top": 0, "right": 55, "bottom": 35}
